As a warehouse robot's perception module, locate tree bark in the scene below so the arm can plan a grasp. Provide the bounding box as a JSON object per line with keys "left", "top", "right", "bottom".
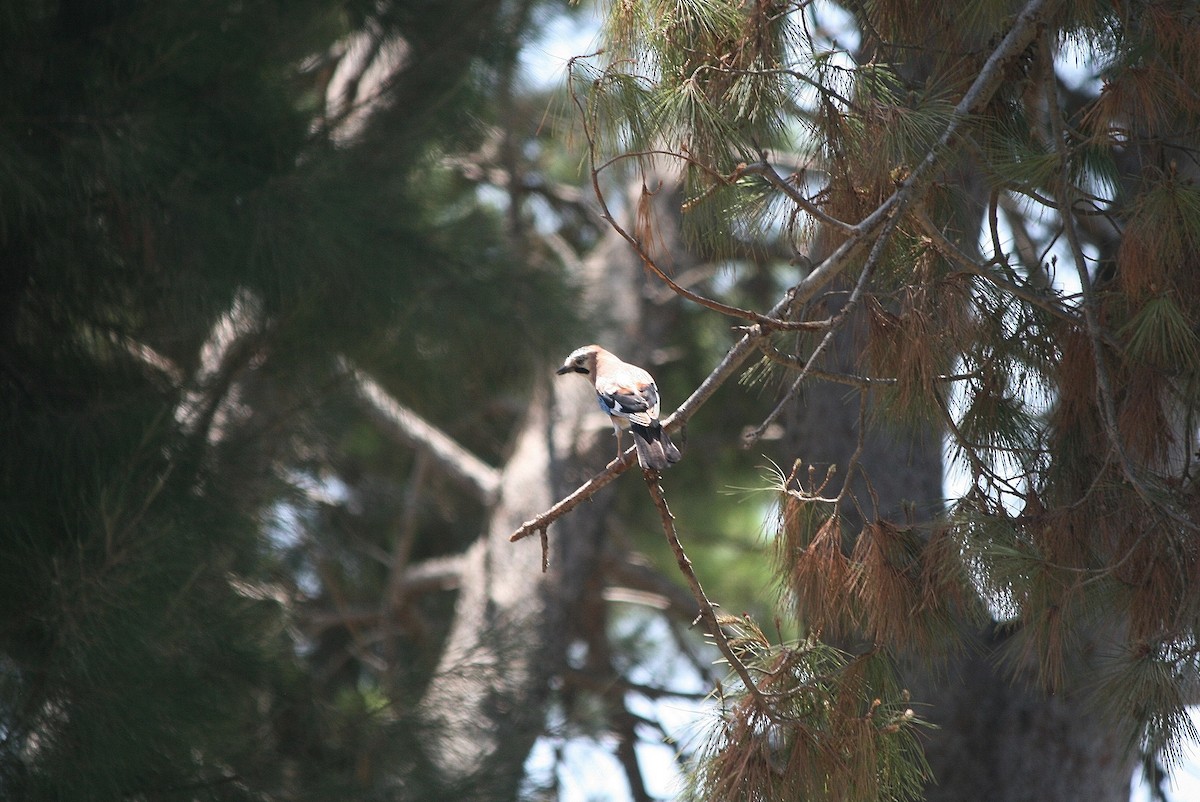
{"left": 910, "top": 626, "right": 1135, "bottom": 802}
{"left": 416, "top": 174, "right": 679, "bottom": 800}
{"left": 774, "top": 15, "right": 1140, "bottom": 792}
{"left": 417, "top": 376, "right": 606, "bottom": 800}
{"left": 782, "top": 278, "right": 1136, "bottom": 802}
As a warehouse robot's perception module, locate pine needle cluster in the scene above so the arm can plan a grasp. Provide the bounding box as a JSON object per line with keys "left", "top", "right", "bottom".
{"left": 685, "top": 623, "right": 930, "bottom": 802}
{"left": 776, "top": 483, "right": 982, "bottom": 655}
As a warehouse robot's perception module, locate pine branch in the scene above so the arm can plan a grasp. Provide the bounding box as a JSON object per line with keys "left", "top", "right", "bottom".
{"left": 789, "top": 0, "right": 1062, "bottom": 310}
{"left": 841, "top": 389, "right": 874, "bottom": 521}
{"left": 933, "top": 388, "right": 1028, "bottom": 501}
{"left": 987, "top": 189, "right": 1054, "bottom": 292}
{"left": 567, "top": 68, "right": 828, "bottom": 333}
{"left": 511, "top": 0, "right": 1060, "bottom": 571}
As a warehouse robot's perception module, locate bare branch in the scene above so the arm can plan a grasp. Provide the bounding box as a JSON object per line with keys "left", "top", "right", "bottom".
{"left": 509, "top": 449, "right": 638, "bottom": 542}
{"left": 340, "top": 360, "right": 501, "bottom": 504}
{"left": 564, "top": 667, "right": 712, "bottom": 702}
{"left": 641, "top": 468, "right": 775, "bottom": 714}
{"left": 112, "top": 333, "right": 184, "bottom": 386}
{"left": 175, "top": 288, "right": 268, "bottom": 446}
{"left": 513, "top": 320, "right": 789, "bottom": 538}
{"left": 444, "top": 143, "right": 607, "bottom": 230}
{"left": 612, "top": 697, "right": 653, "bottom": 802}
{"left": 664, "top": 327, "right": 773, "bottom": 430}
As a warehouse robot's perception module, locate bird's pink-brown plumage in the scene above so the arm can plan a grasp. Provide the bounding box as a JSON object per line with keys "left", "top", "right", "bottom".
{"left": 557, "top": 345, "right": 681, "bottom": 471}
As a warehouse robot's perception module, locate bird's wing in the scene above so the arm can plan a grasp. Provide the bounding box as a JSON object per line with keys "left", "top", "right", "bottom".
{"left": 596, "top": 378, "right": 659, "bottom": 426}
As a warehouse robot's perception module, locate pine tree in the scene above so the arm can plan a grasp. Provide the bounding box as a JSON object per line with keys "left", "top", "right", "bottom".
{"left": 0, "top": 0, "right": 574, "bottom": 798}
{"left": 526, "top": 0, "right": 1200, "bottom": 798}
{"left": 15, "top": 0, "right": 1200, "bottom": 798}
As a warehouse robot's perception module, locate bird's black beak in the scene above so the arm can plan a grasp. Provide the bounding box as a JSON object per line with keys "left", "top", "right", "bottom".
{"left": 556, "top": 365, "right": 588, "bottom": 376}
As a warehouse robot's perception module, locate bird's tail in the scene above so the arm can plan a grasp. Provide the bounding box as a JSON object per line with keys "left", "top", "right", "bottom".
{"left": 630, "top": 421, "right": 682, "bottom": 471}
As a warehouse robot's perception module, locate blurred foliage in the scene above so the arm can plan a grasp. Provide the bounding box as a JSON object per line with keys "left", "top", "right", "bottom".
{"left": 0, "top": 0, "right": 579, "bottom": 798}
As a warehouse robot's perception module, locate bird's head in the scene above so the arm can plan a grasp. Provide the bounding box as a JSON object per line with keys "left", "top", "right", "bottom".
{"left": 556, "top": 344, "right": 603, "bottom": 377}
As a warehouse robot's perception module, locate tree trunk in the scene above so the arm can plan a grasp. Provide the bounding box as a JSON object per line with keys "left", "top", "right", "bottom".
{"left": 780, "top": 14, "right": 1140, "bottom": 786}
{"left": 416, "top": 330, "right": 624, "bottom": 802}
{"left": 416, "top": 175, "right": 678, "bottom": 800}
{"left": 910, "top": 626, "right": 1135, "bottom": 802}
{"left": 782, "top": 296, "right": 1136, "bottom": 800}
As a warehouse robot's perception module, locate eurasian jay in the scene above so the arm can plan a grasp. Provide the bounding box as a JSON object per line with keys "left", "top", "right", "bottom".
{"left": 557, "top": 344, "right": 682, "bottom": 471}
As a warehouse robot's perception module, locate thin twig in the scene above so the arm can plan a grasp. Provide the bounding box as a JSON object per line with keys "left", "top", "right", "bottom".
{"left": 755, "top": 339, "right": 980, "bottom": 387}
{"left": 510, "top": 449, "right": 638, "bottom": 542}
{"left": 738, "top": 159, "right": 856, "bottom": 233}
{"left": 932, "top": 388, "right": 1029, "bottom": 501}
{"left": 840, "top": 389, "right": 873, "bottom": 520}
{"left": 381, "top": 452, "right": 429, "bottom": 685}
{"left": 568, "top": 62, "right": 828, "bottom": 332}
{"left": 910, "top": 206, "right": 1090, "bottom": 331}
{"left": 743, "top": 214, "right": 898, "bottom": 446}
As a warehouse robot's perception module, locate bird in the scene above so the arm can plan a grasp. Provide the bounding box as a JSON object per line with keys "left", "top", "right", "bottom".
{"left": 557, "top": 344, "right": 681, "bottom": 471}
